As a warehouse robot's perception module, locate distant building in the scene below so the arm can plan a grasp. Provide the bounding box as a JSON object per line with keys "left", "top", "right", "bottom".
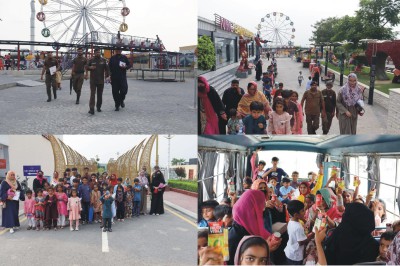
{"left": 179, "top": 45, "right": 196, "bottom": 54}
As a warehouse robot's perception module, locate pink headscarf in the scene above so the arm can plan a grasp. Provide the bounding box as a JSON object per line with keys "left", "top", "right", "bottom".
{"left": 36, "top": 172, "right": 45, "bottom": 185}
{"left": 198, "top": 76, "right": 219, "bottom": 134}
{"left": 234, "top": 235, "right": 269, "bottom": 265}
{"left": 233, "top": 190, "right": 271, "bottom": 239}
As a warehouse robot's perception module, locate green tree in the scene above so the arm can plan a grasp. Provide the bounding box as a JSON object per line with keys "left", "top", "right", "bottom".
{"left": 309, "top": 17, "right": 341, "bottom": 44}
{"left": 171, "top": 158, "right": 186, "bottom": 166}
{"left": 198, "top": 35, "right": 215, "bottom": 71}
{"left": 174, "top": 167, "right": 186, "bottom": 178}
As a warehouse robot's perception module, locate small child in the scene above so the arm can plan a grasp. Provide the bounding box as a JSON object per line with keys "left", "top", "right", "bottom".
{"left": 267, "top": 98, "right": 291, "bottom": 135}
{"left": 262, "top": 72, "right": 272, "bottom": 103}
{"left": 125, "top": 185, "right": 134, "bottom": 218}
{"left": 213, "top": 205, "right": 233, "bottom": 228}
{"left": 34, "top": 189, "right": 45, "bottom": 231}
{"left": 268, "top": 177, "right": 279, "bottom": 196}
{"left": 67, "top": 189, "right": 82, "bottom": 231}
{"left": 285, "top": 200, "right": 314, "bottom": 265}
{"left": 376, "top": 231, "right": 396, "bottom": 262}
{"left": 115, "top": 185, "right": 126, "bottom": 221}
{"left": 279, "top": 177, "right": 295, "bottom": 203}
{"left": 198, "top": 200, "right": 219, "bottom": 228}
{"left": 44, "top": 186, "right": 59, "bottom": 230}
{"left": 243, "top": 101, "right": 267, "bottom": 134}
{"left": 91, "top": 184, "right": 102, "bottom": 223}
{"left": 24, "top": 190, "right": 35, "bottom": 230}
{"left": 227, "top": 108, "right": 241, "bottom": 135}
{"left": 101, "top": 191, "right": 114, "bottom": 232}
{"left": 133, "top": 178, "right": 142, "bottom": 217}
{"left": 297, "top": 71, "right": 304, "bottom": 86}
{"left": 198, "top": 230, "right": 208, "bottom": 263}
{"left": 55, "top": 184, "right": 68, "bottom": 229}
{"left": 305, "top": 76, "right": 312, "bottom": 90}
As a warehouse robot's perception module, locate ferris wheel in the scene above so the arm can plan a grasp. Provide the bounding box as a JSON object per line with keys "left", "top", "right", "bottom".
{"left": 36, "top": 0, "right": 130, "bottom": 44}
{"left": 257, "top": 12, "right": 295, "bottom": 48}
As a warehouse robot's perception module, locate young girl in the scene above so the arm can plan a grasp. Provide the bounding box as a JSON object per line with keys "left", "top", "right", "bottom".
{"left": 290, "top": 91, "right": 303, "bottom": 134}
{"left": 44, "top": 187, "right": 59, "bottom": 231}
{"left": 34, "top": 189, "right": 46, "bottom": 231}
{"left": 24, "top": 190, "right": 35, "bottom": 230}
{"left": 267, "top": 98, "right": 292, "bottom": 135}
{"left": 55, "top": 184, "right": 68, "bottom": 229}
{"left": 91, "top": 184, "right": 102, "bottom": 223}
{"left": 67, "top": 189, "right": 82, "bottom": 231}
{"left": 234, "top": 236, "right": 270, "bottom": 265}
{"left": 115, "top": 185, "right": 126, "bottom": 222}
{"left": 125, "top": 185, "right": 134, "bottom": 218}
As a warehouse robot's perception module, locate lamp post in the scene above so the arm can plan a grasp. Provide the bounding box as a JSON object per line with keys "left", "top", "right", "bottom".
{"left": 340, "top": 52, "right": 345, "bottom": 86}
{"left": 325, "top": 49, "right": 329, "bottom": 76}
{"left": 164, "top": 135, "right": 174, "bottom": 180}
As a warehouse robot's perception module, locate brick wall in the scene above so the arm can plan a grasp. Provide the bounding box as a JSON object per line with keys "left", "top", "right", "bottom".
{"left": 388, "top": 88, "right": 400, "bottom": 134}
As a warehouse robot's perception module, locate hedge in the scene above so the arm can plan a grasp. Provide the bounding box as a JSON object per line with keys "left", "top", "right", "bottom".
{"left": 168, "top": 179, "right": 198, "bottom": 193}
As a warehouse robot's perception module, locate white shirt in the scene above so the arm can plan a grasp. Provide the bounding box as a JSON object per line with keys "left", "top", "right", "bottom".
{"left": 284, "top": 220, "right": 307, "bottom": 261}
{"left": 70, "top": 175, "right": 76, "bottom": 186}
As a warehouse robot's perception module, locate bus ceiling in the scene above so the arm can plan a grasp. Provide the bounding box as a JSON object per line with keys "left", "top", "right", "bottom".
{"left": 199, "top": 135, "right": 400, "bottom": 156}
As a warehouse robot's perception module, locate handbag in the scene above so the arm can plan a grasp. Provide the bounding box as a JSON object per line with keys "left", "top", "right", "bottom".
{"left": 154, "top": 187, "right": 158, "bottom": 194}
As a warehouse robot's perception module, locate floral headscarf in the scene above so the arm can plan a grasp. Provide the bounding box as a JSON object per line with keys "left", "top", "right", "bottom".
{"left": 5, "top": 171, "right": 17, "bottom": 190}
{"left": 340, "top": 73, "right": 363, "bottom": 106}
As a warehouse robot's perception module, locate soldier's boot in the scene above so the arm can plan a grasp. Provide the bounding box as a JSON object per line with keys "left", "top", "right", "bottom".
{"left": 76, "top": 92, "right": 80, "bottom": 104}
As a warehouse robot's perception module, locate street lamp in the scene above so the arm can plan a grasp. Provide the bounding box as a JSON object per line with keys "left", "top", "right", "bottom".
{"left": 360, "top": 39, "right": 378, "bottom": 105}
{"left": 163, "top": 135, "right": 174, "bottom": 180}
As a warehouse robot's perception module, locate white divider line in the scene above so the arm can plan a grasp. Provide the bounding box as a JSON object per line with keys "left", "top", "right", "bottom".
{"left": 102, "top": 231, "right": 109, "bottom": 252}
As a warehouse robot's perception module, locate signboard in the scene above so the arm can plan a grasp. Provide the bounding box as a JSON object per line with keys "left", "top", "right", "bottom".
{"left": 0, "top": 159, "right": 6, "bottom": 169}
{"left": 23, "top": 165, "right": 41, "bottom": 176}
{"left": 214, "top": 14, "right": 254, "bottom": 38}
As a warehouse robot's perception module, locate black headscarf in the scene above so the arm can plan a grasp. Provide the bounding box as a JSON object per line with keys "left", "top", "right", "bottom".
{"left": 324, "top": 203, "right": 379, "bottom": 265}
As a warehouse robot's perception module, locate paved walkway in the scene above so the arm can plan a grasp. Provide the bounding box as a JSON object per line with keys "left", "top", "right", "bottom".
{"left": 0, "top": 74, "right": 196, "bottom": 134}
{"left": 220, "top": 57, "right": 388, "bottom": 134}
{"left": 164, "top": 190, "right": 197, "bottom": 214}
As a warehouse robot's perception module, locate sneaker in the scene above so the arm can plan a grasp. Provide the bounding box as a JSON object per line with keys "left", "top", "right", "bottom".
{"left": 103, "top": 228, "right": 107, "bottom": 232}
{"left": 70, "top": 227, "right": 74, "bottom": 231}
{"left": 152, "top": 213, "right": 155, "bottom": 216}
{"left": 121, "top": 101, "right": 125, "bottom": 108}
{"left": 27, "top": 226, "right": 31, "bottom": 230}
{"left": 9, "top": 228, "right": 14, "bottom": 234}
{"left": 36, "top": 227, "right": 39, "bottom": 231}
{"left": 75, "top": 227, "right": 79, "bottom": 231}
{"left": 108, "top": 228, "right": 112, "bottom": 232}
{"left": 156, "top": 214, "right": 160, "bottom": 216}
{"left": 121, "top": 219, "right": 124, "bottom": 222}
{"left": 54, "top": 227, "right": 58, "bottom": 231}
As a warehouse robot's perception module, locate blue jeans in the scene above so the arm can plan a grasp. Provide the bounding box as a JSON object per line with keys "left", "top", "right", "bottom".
{"left": 133, "top": 201, "right": 141, "bottom": 216}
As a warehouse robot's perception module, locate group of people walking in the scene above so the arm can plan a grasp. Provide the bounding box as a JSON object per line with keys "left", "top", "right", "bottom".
{"left": 41, "top": 48, "right": 131, "bottom": 115}
{"left": 198, "top": 58, "right": 365, "bottom": 135}
{"left": 0, "top": 165, "right": 166, "bottom": 234}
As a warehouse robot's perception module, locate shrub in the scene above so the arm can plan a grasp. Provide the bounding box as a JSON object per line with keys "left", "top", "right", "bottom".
{"left": 168, "top": 179, "right": 197, "bottom": 193}
{"left": 198, "top": 36, "right": 215, "bottom": 71}
{"left": 174, "top": 167, "right": 186, "bottom": 178}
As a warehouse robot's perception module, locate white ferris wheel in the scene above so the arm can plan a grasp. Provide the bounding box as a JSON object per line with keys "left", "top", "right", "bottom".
{"left": 36, "top": 0, "right": 130, "bottom": 44}
{"left": 257, "top": 12, "right": 295, "bottom": 48}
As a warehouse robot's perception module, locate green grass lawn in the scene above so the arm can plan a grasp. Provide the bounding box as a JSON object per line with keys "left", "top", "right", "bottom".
{"left": 320, "top": 61, "right": 397, "bottom": 95}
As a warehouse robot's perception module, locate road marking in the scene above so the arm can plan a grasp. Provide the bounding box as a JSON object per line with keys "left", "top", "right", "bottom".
{"left": 0, "top": 217, "right": 27, "bottom": 235}
{"left": 102, "top": 231, "right": 109, "bottom": 252}
{"left": 164, "top": 207, "right": 196, "bottom": 228}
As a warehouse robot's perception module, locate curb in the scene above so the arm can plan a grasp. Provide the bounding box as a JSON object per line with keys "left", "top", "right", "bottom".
{"left": 164, "top": 200, "right": 197, "bottom": 220}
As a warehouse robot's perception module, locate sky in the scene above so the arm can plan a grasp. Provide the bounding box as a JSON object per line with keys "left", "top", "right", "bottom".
{"left": 198, "top": 0, "right": 400, "bottom": 47}
{"left": 62, "top": 135, "right": 197, "bottom": 167}
{"left": 0, "top": 0, "right": 197, "bottom": 52}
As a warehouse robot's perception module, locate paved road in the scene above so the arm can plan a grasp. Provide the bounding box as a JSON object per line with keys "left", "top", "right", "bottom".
{"left": 0, "top": 76, "right": 196, "bottom": 134}
{"left": 0, "top": 200, "right": 196, "bottom": 265}
{"left": 224, "top": 57, "right": 388, "bottom": 134}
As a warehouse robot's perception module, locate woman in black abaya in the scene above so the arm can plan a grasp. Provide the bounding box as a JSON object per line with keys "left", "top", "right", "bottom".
{"left": 149, "top": 166, "right": 166, "bottom": 215}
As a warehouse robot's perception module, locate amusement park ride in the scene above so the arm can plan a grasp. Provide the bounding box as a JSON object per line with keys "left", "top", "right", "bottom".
{"left": 0, "top": 0, "right": 188, "bottom": 74}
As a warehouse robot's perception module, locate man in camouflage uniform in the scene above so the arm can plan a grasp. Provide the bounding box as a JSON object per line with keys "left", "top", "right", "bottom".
{"left": 85, "top": 48, "right": 110, "bottom": 115}
{"left": 71, "top": 47, "right": 87, "bottom": 104}
{"left": 41, "top": 51, "right": 59, "bottom": 102}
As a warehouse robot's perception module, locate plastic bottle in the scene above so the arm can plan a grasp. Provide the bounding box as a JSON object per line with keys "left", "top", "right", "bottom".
{"left": 238, "top": 119, "right": 244, "bottom": 134}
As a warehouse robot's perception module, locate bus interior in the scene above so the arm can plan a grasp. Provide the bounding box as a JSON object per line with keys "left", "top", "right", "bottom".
{"left": 198, "top": 134, "right": 400, "bottom": 231}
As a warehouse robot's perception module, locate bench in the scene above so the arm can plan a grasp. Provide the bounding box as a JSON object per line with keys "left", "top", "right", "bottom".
{"left": 130, "top": 68, "right": 187, "bottom": 82}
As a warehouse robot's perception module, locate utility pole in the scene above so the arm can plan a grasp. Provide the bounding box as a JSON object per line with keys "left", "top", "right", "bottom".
{"left": 164, "top": 135, "right": 174, "bottom": 181}
{"left": 30, "top": 0, "right": 35, "bottom": 52}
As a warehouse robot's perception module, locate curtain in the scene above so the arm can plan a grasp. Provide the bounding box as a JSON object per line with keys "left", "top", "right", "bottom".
{"left": 341, "top": 156, "right": 350, "bottom": 188}
{"left": 198, "top": 150, "right": 218, "bottom": 204}
{"left": 366, "top": 154, "right": 380, "bottom": 198}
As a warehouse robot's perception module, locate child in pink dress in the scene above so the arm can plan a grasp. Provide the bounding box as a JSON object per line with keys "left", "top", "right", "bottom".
{"left": 55, "top": 184, "right": 68, "bottom": 229}
{"left": 291, "top": 91, "right": 303, "bottom": 134}
{"left": 24, "top": 190, "right": 36, "bottom": 230}
{"left": 268, "top": 98, "right": 292, "bottom": 135}
{"left": 67, "top": 189, "right": 82, "bottom": 231}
